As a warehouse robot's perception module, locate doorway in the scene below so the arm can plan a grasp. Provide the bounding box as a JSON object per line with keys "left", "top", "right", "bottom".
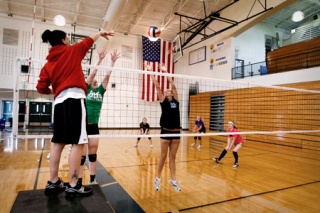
{"left": 2, "top": 100, "right": 26, "bottom": 127}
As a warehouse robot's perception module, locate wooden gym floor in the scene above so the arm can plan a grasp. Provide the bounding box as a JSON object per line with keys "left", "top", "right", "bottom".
{"left": 0, "top": 129, "right": 320, "bottom": 213}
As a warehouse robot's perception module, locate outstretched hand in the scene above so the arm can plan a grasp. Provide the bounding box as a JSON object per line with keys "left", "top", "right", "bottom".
{"left": 159, "top": 64, "right": 167, "bottom": 73}
{"left": 97, "top": 47, "right": 107, "bottom": 60}
{"left": 100, "top": 31, "right": 114, "bottom": 40}
{"left": 110, "top": 49, "right": 121, "bottom": 64}
{"left": 144, "top": 61, "right": 153, "bottom": 71}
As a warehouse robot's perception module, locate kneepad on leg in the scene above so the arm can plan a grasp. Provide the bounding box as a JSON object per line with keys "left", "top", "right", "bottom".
{"left": 80, "top": 156, "right": 86, "bottom": 165}
{"left": 88, "top": 154, "right": 97, "bottom": 162}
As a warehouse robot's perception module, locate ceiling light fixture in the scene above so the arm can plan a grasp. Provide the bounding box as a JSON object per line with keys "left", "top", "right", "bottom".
{"left": 291, "top": 11, "right": 304, "bottom": 22}
{"left": 53, "top": 15, "right": 66, "bottom": 26}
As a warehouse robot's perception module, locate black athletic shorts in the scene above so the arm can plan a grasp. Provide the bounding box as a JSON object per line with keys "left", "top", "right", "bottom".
{"left": 52, "top": 98, "right": 88, "bottom": 145}
{"left": 200, "top": 128, "right": 206, "bottom": 133}
{"left": 160, "top": 128, "right": 180, "bottom": 140}
{"left": 87, "top": 123, "right": 99, "bottom": 135}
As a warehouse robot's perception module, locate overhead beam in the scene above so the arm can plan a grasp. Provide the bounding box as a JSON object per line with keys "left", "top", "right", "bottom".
{"left": 182, "top": 16, "right": 214, "bottom": 48}
{"left": 73, "top": 0, "right": 82, "bottom": 24}
{"left": 177, "top": 0, "right": 274, "bottom": 49}
{"left": 127, "top": 0, "right": 152, "bottom": 34}
{"left": 177, "top": 0, "right": 239, "bottom": 48}
{"left": 160, "top": 0, "right": 191, "bottom": 30}
{"left": 4, "top": 0, "right": 11, "bottom": 16}
{"left": 234, "top": 0, "right": 296, "bottom": 37}
{"left": 183, "top": 8, "right": 273, "bottom": 49}
{"left": 40, "top": 0, "right": 45, "bottom": 21}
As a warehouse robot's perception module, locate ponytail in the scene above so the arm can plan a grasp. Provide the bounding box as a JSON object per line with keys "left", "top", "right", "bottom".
{"left": 41, "top": 29, "right": 66, "bottom": 47}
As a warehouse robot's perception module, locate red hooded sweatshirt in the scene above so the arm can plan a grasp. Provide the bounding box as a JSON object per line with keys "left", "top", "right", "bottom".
{"left": 36, "top": 37, "right": 94, "bottom": 99}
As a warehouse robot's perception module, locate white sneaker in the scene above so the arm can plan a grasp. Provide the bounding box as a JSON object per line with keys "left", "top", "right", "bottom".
{"left": 47, "top": 153, "right": 50, "bottom": 159}
{"left": 134, "top": 144, "right": 138, "bottom": 147}
{"left": 169, "top": 179, "right": 181, "bottom": 192}
{"left": 233, "top": 163, "right": 239, "bottom": 168}
{"left": 88, "top": 181, "right": 97, "bottom": 185}
{"left": 191, "top": 143, "right": 196, "bottom": 147}
{"left": 150, "top": 144, "right": 153, "bottom": 148}
{"left": 212, "top": 157, "right": 220, "bottom": 163}
{"left": 197, "top": 145, "right": 202, "bottom": 149}
{"left": 155, "top": 177, "right": 161, "bottom": 191}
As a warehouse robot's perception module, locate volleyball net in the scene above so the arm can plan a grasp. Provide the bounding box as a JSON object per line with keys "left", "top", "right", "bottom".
{"left": 11, "top": 58, "right": 320, "bottom": 148}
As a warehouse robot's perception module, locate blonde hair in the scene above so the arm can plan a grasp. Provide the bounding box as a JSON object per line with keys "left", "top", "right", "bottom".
{"left": 228, "top": 121, "right": 237, "bottom": 129}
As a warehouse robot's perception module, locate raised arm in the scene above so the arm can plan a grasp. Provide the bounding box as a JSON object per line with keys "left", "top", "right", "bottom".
{"left": 159, "top": 64, "right": 179, "bottom": 101}
{"left": 101, "top": 49, "right": 121, "bottom": 89}
{"left": 90, "top": 31, "right": 114, "bottom": 42}
{"left": 145, "top": 61, "right": 164, "bottom": 100}
{"left": 86, "top": 47, "right": 107, "bottom": 85}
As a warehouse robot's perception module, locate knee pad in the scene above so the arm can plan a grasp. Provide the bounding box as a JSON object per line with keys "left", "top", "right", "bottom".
{"left": 88, "top": 154, "right": 97, "bottom": 162}
{"left": 137, "top": 138, "right": 141, "bottom": 141}
{"left": 80, "top": 156, "right": 86, "bottom": 165}
{"left": 194, "top": 136, "right": 197, "bottom": 140}
{"left": 198, "top": 137, "right": 201, "bottom": 140}
{"left": 148, "top": 137, "right": 151, "bottom": 140}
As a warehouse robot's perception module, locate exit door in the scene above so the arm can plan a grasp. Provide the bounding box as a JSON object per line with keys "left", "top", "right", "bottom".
{"left": 29, "top": 102, "right": 52, "bottom": 126}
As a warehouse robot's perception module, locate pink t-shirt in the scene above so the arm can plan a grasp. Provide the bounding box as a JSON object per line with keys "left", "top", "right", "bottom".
{"left": 227, "top": 128, "right": 244, "bottom": 144}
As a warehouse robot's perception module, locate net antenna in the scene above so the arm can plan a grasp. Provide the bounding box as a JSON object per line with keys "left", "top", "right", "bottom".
{"left": 172, "top": 35, "right": 183, "bottom": 63}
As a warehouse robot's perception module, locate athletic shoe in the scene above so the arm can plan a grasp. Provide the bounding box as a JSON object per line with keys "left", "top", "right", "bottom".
{"left": 212, "top": 157, "right": 220, "bottom": 163}
{"left": 197, "top": 145, "right": 202, "bottom": 149}
{"left": 150, "top": 144, "right": 153, "bottom": 148}
{"left": 169, "top": 179, "right": 181, "bottom": 192}
{"left": 134, "top": 144, "right": 138, "bottom": 147}
{"left": 233, "top": 163, "right": 239, "bottom": 168}
{"left": 44, "top": 177, "right": 67, "bottom": 197}
{"left": 88, "top": 181, "right": 97, "bottom": 185}
{"left": 191, "top": 143, "right": 196, "bottom": 147}
{"left": 65, "top": 182, "right": 93, "bottom": 197}
{"left": 155, "top": 177, "right": 161, "bottom": 191}
{"left": 47, "top": 153, "right": 50, "bottom": 159}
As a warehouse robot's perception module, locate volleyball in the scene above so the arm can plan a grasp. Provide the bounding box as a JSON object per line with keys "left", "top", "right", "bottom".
{"left": 147, "top": 26, "right": 161, "bottom": 38}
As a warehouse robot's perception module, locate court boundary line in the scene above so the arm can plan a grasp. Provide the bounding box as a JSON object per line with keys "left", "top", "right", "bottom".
{"left": 172, "top": 180, "right": 320, "bottom": 212}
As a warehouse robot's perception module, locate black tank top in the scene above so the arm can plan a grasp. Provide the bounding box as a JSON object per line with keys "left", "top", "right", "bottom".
{"left": 160, "top": 98, "right": 181, "bottom": 129}
{"left": 140, "top": 123, "right": 150, "bottom": 130}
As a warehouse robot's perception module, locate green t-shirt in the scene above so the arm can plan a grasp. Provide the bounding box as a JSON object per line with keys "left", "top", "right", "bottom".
{"left": 86, "top": 84, "right": 106, "bottom": 124}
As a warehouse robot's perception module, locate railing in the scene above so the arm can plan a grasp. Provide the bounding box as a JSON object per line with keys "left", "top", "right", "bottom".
{"left": 289, "top": 20, "right": 320, "bottom": 45}
{"left": 232, "top": 49, "right": 320, "bottom": 80}
{"left": 231, "top": 61, "right": 267, "bottom": 79}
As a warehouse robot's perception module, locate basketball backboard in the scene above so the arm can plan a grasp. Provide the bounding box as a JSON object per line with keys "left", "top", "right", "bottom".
{"left": 172, "top": 35, "right": 183, "bottom": 63}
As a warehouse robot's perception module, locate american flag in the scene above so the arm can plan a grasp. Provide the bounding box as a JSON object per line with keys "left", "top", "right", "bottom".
{"left": 142, "top": 36, "right": 174, "bottom": 102}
